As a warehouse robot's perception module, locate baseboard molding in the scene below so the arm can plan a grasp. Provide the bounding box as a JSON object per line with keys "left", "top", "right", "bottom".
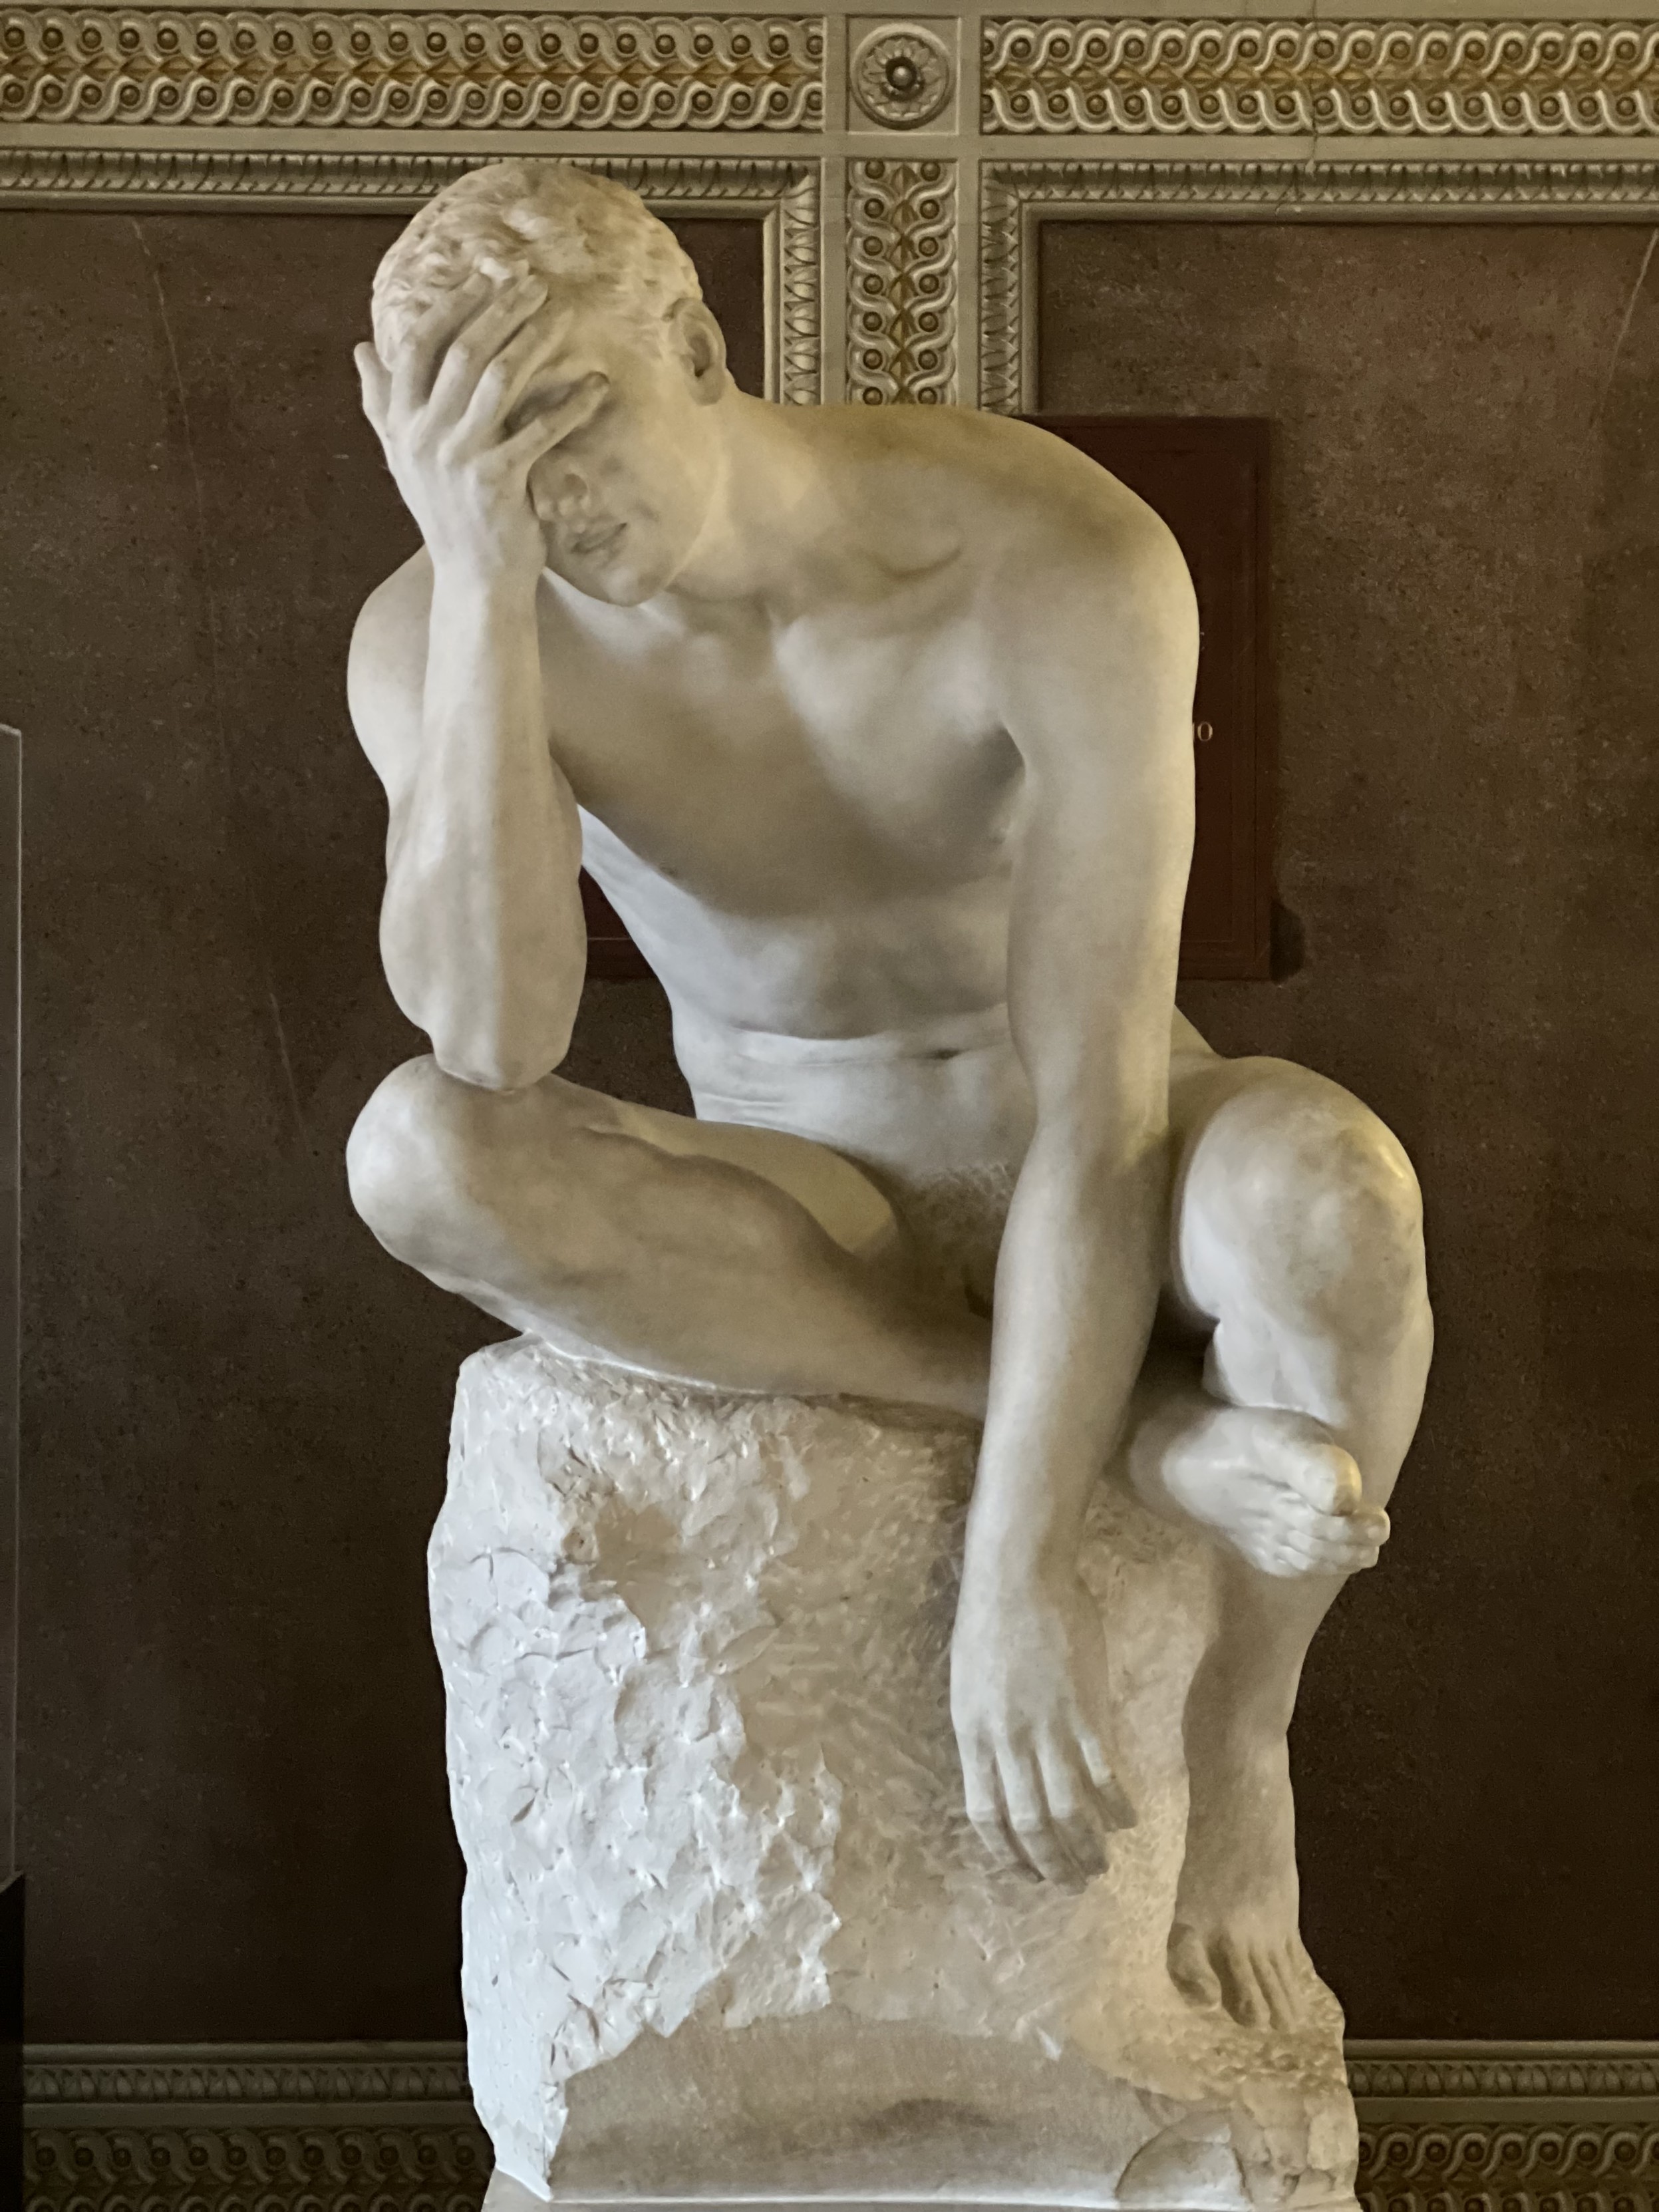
{"left": 24, "top": 2041, "right": 1659, "bottom": 2212}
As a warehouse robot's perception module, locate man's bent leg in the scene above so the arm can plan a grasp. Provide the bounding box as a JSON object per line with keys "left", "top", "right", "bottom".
{"left": 1126, "top": 1056, "right": 1433, "bottom": 2030}
{"left": 347, "top": 1055, "right": 990, "bottom": 1419}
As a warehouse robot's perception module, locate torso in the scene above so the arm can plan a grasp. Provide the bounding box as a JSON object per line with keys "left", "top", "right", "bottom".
{"left": 448, "top": 406, "right": 1207, "bottom": 1176}
{"left": 539, "top": 424, "right": 1040, "bottom": 1167}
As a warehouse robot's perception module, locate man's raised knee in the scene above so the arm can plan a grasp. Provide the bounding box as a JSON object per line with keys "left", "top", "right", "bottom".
{"left": 346, "top": 1054, "right": 511, "bottom": 1269}
{"left": 1193, "top": 1076, "right": 1428, "bottom": 1338}
{"left": 1259, "top": 1089, "right": 1426, "bottom": 1331}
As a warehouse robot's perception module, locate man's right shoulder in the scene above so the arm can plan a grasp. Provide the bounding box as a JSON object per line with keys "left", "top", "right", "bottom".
{"left": 347, "top": 550, "right": 430, "bottom": 788}
{"left": 351, "top": 548, "right": 432, "bottom": 672}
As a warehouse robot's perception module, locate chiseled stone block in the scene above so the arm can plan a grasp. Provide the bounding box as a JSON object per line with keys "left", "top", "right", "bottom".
{"left": 431, "top": 1335, "right": 1358, "bottom": 2209}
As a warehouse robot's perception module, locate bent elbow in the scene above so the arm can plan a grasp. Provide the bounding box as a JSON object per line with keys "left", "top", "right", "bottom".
{"left": 382, "top": 935, "right": 581, "bottom": 1094}
{"left": 408, "top": 982, "right": 576, "bottom": 1092}
{"left": 430, "top": 1017, "right": 573, "bottom": 1094}
{"left": 433, "top": 1049, "right": 555, "bottom": 1094}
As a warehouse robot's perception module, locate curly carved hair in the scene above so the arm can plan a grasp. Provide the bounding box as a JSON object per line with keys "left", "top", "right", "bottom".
{"left": 371, "top": 160, "right": 702, "bottom": 360}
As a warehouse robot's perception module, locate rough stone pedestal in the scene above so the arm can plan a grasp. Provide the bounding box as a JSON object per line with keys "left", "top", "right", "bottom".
{"left": 430, "top": 1335, "right": 1358, "bottom": 2210}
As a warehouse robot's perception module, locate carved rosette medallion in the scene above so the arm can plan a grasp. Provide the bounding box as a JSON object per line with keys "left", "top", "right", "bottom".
{"left": 849, "top": 20, "right": 951, "bottom": 128}
{"left": 0, "top": 8, "right": 826, "bottom": 129}
{"left": 846, "top": 156, "right": 956, "bottom": 406}
{"left": 982, "top": 17, "right": 1659, "bottom": 136}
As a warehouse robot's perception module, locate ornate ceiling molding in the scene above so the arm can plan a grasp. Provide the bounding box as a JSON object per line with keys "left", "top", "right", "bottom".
{"left": 5, "top": 10, "right": 1659, "bottom": 407}
{"left": 846, "top": 155, "right": 957, "bottom": 404}
{"left": 981, "top": 17, "right": 1659, "bottom": 138}
{"left": 0, "top": 7, "right": 824, "bottom": 130}
{"left": 979, "top": 154, "right": 1659, "bottom": 409}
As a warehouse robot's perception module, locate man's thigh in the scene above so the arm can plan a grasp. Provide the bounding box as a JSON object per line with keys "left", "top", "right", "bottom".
{"left": 603, "top": 1093, "right": 900, "bottom": 1263}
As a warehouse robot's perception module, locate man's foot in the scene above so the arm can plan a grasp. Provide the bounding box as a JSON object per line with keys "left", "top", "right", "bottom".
{"left": 1131, "top": 1398, "right": 1388, "bottom": 1579}
{"left": 1167, "top": 1725, "right": 1316, "bottom": 2032}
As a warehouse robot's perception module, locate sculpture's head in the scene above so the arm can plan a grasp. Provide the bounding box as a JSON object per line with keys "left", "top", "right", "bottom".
{"left": 372, "top": 161, "right": 730, "bottom": 603}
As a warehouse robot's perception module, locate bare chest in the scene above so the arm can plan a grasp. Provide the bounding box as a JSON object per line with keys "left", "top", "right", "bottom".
{"left": 537, "top": 588, "right": 1020, "bottom": 911}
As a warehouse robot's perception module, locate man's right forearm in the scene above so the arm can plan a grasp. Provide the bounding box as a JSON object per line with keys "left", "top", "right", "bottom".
{"left": 382, "top": 570, "right": 587, "bottom": 1089}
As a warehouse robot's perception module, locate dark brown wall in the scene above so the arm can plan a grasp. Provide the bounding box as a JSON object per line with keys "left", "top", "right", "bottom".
{"left": 0, "top": 210, "right": 726, "bottom": 2039}
{"left": 1041, "top": 221, "right": 1659, "bottom": 2034}
{"left": 3, "top": 207, "right": 1655, "bottom": 2046}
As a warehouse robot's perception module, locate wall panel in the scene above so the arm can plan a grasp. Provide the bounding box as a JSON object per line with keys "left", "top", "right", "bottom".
{"left": 1, "top": 210, "right": 747, "bottom": 2037}
{"left": 1040, "top": 216, "right": 1659, "bottom": 2035}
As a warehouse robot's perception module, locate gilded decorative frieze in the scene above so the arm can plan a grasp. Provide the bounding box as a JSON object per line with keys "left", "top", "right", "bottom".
{"left": 982, "top": 18, "right": 1659, "bottom": 136}
{"left": 1357, "top": 2119, "right": 1659, "bottom": 2211}
{"left": 27, "top": 2122, "right": 493, "bottom": 2212}
{"left": 0, "top": 7, "right": 824, "bottom": 130}
{"left": 846, "top": 155, "right": 956, "bottom": 405}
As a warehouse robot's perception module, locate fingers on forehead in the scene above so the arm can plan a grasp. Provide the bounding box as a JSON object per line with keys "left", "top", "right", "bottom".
{"left": 408, "top": 273, "right": 488, "bottom": 341}
{"left": 494, "top": 309, "right": 585, "bottom": 385}
{"left": 402, "top": 269, "right": 541, "bottom": 358}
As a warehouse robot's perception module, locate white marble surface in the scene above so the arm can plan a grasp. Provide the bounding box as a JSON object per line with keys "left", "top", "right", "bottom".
{"left": 434, "top": 1335, "right": 1357, "bottom": 2207}
{"left": 345, "top": 161, "right": 1432, "bottom": 2208}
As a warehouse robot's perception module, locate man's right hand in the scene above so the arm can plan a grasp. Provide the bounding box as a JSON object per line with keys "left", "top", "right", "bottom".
{"left": 355, "top": 275, "right": 608, "bottom": 593}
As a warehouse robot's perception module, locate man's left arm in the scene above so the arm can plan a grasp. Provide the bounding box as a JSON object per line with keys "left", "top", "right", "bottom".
{"left": 950, "top": 502, "right": 1199, "bottom": 1887}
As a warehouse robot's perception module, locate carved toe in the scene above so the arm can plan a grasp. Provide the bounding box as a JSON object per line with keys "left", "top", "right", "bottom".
{"left": 1167, "top": 1919, "right": 1223, "bottom": 2009}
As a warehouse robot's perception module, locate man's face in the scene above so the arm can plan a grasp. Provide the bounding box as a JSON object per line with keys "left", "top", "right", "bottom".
{"left": 508, "top": 299, "right": 726, "bottom": 606}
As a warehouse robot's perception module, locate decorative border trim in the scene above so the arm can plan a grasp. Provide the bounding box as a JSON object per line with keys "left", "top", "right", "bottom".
{"left": 846, "top": 154, "right": 957, "bottom": 402}
{"left": 979, "top": 155, "right": 1659, "bottom": 408}
{"left": 1348, "top": 2044, "right": 1659, "bottom": 2101}
{"left": 1349, "top": 2042, "right": 1659, "bottom": 2212}
{"left": 981, "top": 19, "right": 1659, "bottom": 139}
{"left": 1357, "top": 2123, "right": 1659, "bottom": 2211}
{"left": 0, "top": 8, "right": 825, "bottom": 132}
{"left": 27, "top": 2122, "right": 493, "bottom": 2212}
{"left": 26, "top": 2042, "right": 473, "bottom": 2111}
{"left": 0, "top": 146, "right": 820, "bottom": 402}
{"left": 32, "top": 2042, "right": 1659, "bottom": 2111}
{"left": 9, "top": 13, "right": 1659, "bottom": 410}
{"left": 23, "top": 2042, "right": 1659, "bottom": 2212}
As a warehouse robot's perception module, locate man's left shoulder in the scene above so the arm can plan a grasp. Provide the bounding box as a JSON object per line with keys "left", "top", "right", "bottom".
{"left": 920, "top": 420, "right": 1199, "bottom": 716}
{"left": 823, "top": 404, "right": 1190, "bottom": 623}
{"left": 919, "top": 411, "right": 1187, "bottom": 593}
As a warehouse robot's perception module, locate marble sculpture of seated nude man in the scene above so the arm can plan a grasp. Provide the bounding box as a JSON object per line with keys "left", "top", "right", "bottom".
{"left": 345, "top": 160, "right": 1433, "bottom": 2037}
